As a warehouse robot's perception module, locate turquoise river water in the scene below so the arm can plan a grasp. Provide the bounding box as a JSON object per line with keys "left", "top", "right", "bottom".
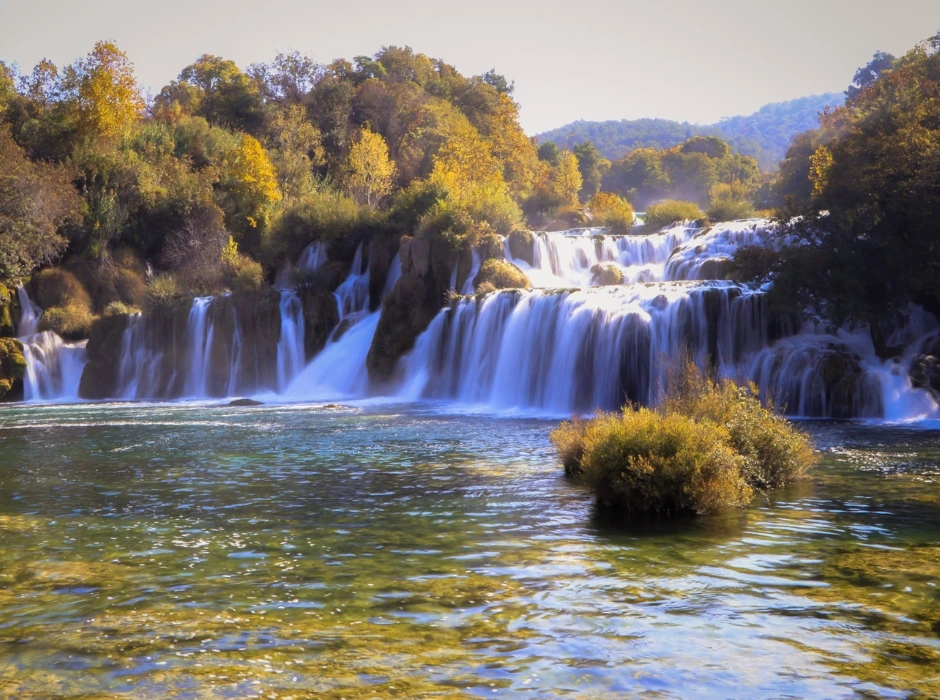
{"left": 0, "top": 402, "right": 938, "bottom": 698}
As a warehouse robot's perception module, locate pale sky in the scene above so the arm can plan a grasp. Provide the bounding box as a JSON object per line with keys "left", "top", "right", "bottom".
{"left": 1, "top": 0, "right": 938, "bottom": 134}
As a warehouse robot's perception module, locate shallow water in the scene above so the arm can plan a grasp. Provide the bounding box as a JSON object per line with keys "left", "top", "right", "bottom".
{"left": 0, "top": 402, "right": 938, "bottom": 698}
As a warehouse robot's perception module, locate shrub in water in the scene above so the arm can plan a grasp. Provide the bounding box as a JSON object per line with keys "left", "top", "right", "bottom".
{"left": 644, "top": 200, "right": 705, "bottom": 231}
{"left": 551, "top": 359, "right": 817, "bottom": 517}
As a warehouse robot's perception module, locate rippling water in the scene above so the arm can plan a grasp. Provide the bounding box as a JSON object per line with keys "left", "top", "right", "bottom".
{"left": 0, "top": 402, "right": 938, "bottom": 698}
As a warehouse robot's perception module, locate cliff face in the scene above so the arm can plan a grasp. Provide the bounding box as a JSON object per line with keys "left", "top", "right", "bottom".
{"left": 366, "top": 236, "right": 453, "bottom": 384}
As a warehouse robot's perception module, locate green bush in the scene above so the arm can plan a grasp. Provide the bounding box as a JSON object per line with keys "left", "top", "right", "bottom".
{"left": 551, "top": 359, "right": 817, "bottom": 517}
{"left": 590, "top": 192, "right": 635, "bottom": 233}
{"left": 707, "top": 197, "right": 756, "bottom": 222}
{"left": 103, "top": 301, "right": 140, "bottom": 317}
{"left": 145, "top": 274, "right": 184, "bottom": 311}
{"left": 37, "top": 304, "right": 94, "bottom": 340}
{"left": 227, "top": 254, "right": 265, "bottom": 294}
{"left": 555, "top": 409, "right": 749, "bottom": 516}
{"left": 265, "top": 190, "right": 370, "bottom": 265}
{"left": 644, "top": 200, "right": 705, "bottom": 231}
{"left": 472, "top": 258, "right": 530, "bottom": 292}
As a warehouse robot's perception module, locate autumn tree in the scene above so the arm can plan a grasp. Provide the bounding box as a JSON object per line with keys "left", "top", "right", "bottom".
{"left": 71, "top": 41, "right": 144, "bottom": 138}
{"left": 222, "top": 134, "right": 281, "bottom": 239}
{"left": 551, "top": 151, "right": 583, "bottom": 207}
{"left": 342, "top": 126, "right": 395, "bottom": 208}
{"left": 573, "top": 141, "right": 610, "bottom": 202}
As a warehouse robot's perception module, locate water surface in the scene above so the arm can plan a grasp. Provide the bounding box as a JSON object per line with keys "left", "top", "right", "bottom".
{"left": 0, "top": 403, "right": 938, "bottom": 698}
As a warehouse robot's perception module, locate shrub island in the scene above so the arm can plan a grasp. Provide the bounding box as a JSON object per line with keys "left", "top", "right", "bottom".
{"left": 551, "top": 359, "right": 818, "bottom": 518}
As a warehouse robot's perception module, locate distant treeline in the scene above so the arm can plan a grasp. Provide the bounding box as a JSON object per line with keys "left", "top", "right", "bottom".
{"left": 535, "top": 93, "right": 844, "bottom": 170}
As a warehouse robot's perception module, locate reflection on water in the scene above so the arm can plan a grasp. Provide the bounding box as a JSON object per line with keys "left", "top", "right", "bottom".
{"left": 0, "top": 403, "right": 938, "bottom": 698}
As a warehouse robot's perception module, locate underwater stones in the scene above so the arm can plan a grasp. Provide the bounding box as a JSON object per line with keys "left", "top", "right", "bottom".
{"left": 0, "top": 337, "right": 26, "bottom": 400}
{"left": 299, "top": 289, "right": 339, "bottom": 360}
{"left": 590, "top": 262, "right": 624, "bottom": 286}
{"left": 472, "top": 259, "right": 531, "bottom": 292}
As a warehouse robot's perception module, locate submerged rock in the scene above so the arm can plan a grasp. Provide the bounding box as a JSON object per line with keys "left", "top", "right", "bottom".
{"left": 228, "top": 398, "right": 263, "bottom": 406}
{"left": 590, "top": 262, "right": 624, "bottom": 286}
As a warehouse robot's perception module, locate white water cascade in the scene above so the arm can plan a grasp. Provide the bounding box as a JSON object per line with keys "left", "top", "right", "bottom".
{"left": 15, "top": 286, "right": 87, "bottom": 401}
{"left": 400, "top": 221, "right": 940, "bottom": 419}
{"left": 276, "top": 291, "right": 305, "bottom": 392}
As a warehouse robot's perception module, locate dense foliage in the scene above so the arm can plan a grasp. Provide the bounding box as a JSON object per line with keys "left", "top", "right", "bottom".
{"left": 535, "top": 93, "right": 843, "bottom": 170}
{"left": 733, "top": 32, "right": 940, "bottom": 355}
{"left": 551, "top": 360, "right": 816, "bottom": 517}
{"left": 0, "top": 42, "right": 584, "bottom": 314}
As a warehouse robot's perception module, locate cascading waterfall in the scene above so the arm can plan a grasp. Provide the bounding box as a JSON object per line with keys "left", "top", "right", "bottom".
{"left": 401, "top": 220, "right": 940, "bottom": 419}
{"left": 15, "top": 286, "right": 88, "bottom": 401}
{"left": 276, "top": 291, "right": 305, "bottom": 392}
{"left": 10, "top": 219, "right": 940, "bottom": 419}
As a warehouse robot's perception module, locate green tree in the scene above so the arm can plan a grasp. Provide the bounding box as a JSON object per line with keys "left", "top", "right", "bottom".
{"left": 0, "top": 126, "right": 81, "bottom": 279}
{"left": 573, "top": 140, "right": 610, "bottom": 202}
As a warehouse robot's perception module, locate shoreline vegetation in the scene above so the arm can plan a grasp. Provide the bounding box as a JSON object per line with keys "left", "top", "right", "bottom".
{"left": 551, "top": 359, "right": 818, "bottom": 518}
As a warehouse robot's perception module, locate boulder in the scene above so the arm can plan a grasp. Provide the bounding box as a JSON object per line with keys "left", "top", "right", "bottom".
{"left": 0, "top": 283, "right": 14, "bottom": 337}
{"left": 472, "top": 259, "right": 531, "bottom": 292}
{"left": 228, "top": 398, "right": 263, "bottom": 406}
{"left": 0, "top": 337, "right": 26, "bottom": 401}
{"left": 590, "top": 262, "right": 624, "bottom": 286}
{"left": 367, "top": 236, "right": 454, "bottom": 383}
{"left": 910, "top": 333, "right": 940, "bottom": 398}
{"left": 299, "top": 289, "right": 340, "bottom": 360}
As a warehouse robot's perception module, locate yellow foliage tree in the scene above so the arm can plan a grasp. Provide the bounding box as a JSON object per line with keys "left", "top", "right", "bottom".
{"left": 482, "top": 94, "right": 540, "bottom": 200}
{"left": 552, "top": 151, "right": 583, "bottom": 207}
{"left": 226, "top": 134, "right": 281, "bottom": 228}
{"left": 809, "top": 145, "right": 833, "bottom": 197}
{"left": 342, "top": 127, "right": 396, "bottom": 208}
{"left": 75, "top": 41, "right": 144, "bottom": 138}
{"left": 590, "top": 192, "right": 635, "bottom": 231}
{"left": 269, "top": 104, "right": 324, "bottom": 203}
{"left": 430, "top": 121, "right": 509, "bottom": 208}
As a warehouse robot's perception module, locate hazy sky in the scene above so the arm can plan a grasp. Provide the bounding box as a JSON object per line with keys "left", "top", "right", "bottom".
{"left": 1, "top": 0, "right": 938, "bottom": 134}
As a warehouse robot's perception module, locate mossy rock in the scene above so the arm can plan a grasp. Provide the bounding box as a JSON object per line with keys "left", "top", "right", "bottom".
{"left": 0, "top": 337, "right": 26, "bottom": 401}
{"left": 299, "top": 289, "right": 339, "bottom": 360}
{"left": 29, "top": 268, "right": 91, "bottom": 312}
{"left": 507, "top": 230, "right": 535, "bottom": 266}
{"left": 0, "top": 283, "right": 14, "bottom": 337}
{"left": 37, "top": 304, "right": 94, "bottom": 341}
{"left": 472, "top": 259, "right": 530, "bottom": 292}
{"left": 590, "top": 262, "right": 624, "bottom": 286}
{"left": 297, "top": 260, "right": 349, "bottom": 295}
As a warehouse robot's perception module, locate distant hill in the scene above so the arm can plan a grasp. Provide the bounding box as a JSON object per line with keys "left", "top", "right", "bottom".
{"left": 535, "top": 93, "right": 843, "bottom": 170}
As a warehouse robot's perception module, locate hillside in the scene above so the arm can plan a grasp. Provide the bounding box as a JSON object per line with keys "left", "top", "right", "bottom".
{"left": 535, "top": 92, "right": 844, "bottom": 169}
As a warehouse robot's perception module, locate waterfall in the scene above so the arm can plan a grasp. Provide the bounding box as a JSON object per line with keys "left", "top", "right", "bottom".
{"left": 275, "top": 240, "right": 327, "bottom": 289}
{"left": 15, "top": 286, "right": 87, "bottom": 401}
{"left": 183, "top": 297, "right": 215, "bottom": 397}
{"left": 276, "top": 290, "right": 305, "bottom": 392}
{"left": 282, "top": 311, "right": 380, "bottom": 401}
{"left": 399, "top": 221, "right": 940, "bottom": 419}
{"left": 399, "top": 283, "right": 766, "bottom": 413}
{"left": 16, "top": 286, "right": 42, "bottom": 337}
{"left": 334, "top": 241, "right": 370, "bottom": 321}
